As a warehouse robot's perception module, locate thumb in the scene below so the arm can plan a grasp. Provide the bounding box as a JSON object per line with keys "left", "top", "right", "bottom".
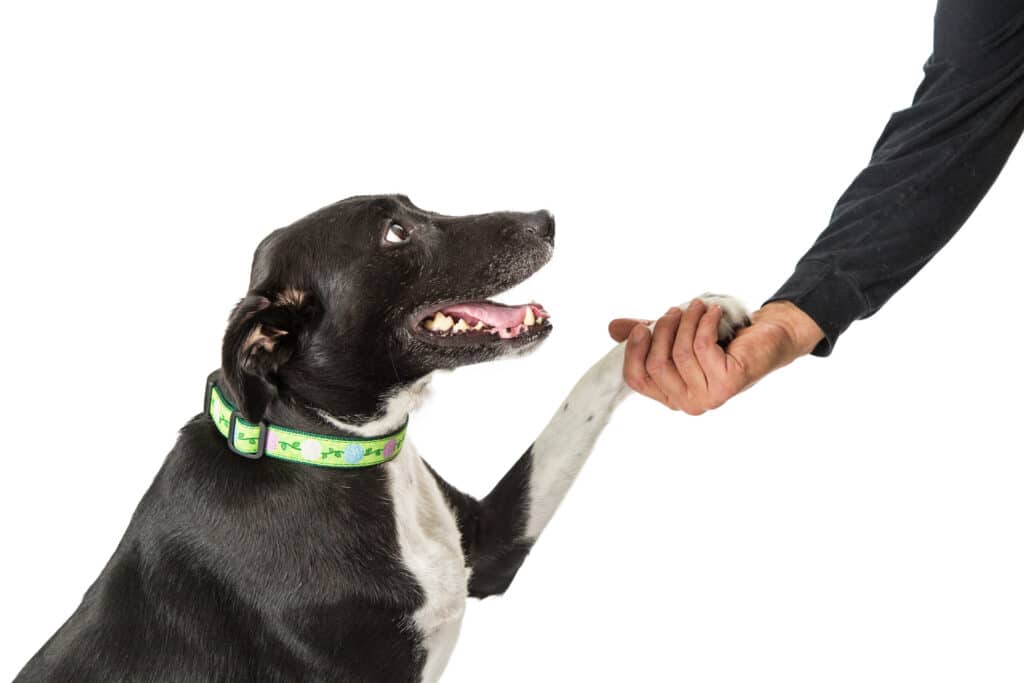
{"left": 608, "top": 318, "right": 652, "bottom": 342}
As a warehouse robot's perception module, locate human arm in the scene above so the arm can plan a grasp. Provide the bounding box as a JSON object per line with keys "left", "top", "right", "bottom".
{"left": 771, "top": 0, "right": 1024, "bottom": 356}
{"left": 613, "top": 0, "right": 1024, "bottom": 412}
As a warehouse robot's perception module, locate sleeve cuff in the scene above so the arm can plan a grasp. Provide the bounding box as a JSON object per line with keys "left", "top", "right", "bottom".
{"left": 765, "top": 260, "right": 870, "bottom": 357}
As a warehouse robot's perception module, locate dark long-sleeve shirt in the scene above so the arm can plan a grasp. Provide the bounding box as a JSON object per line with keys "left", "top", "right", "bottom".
{"left": 768, "top": 0, "right": 1024, "bottom": 355}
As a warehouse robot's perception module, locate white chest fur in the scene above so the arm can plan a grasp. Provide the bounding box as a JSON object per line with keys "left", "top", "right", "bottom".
{"left": 386, "top": 443, "right": 469, "bottom": 683}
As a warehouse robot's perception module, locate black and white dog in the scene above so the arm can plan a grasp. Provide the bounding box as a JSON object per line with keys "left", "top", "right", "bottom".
{"left": 16, "top": 195, "right": 748, "bottom": 682}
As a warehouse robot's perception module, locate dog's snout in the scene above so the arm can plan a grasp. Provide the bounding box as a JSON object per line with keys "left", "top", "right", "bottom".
{"left": 524, "top": 211, "right": 555, "bottom": 245}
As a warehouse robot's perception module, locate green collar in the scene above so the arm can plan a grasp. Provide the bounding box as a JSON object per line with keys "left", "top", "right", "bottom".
{"left": 204, "top": 373, "right": 407, "bottom": 468}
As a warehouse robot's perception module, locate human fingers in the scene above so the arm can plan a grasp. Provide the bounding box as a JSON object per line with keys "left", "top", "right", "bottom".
{"left": 644, "top": 309, "right": 689, "bottom": 406}
{"left": 609, "top": 318, "right": 653, "bottom": 343}
{"left": 691, "top": 304, "right": 743, "bottom": 409}
{"left": 623, "top": 324, "right": 671, "bottom": 406}
{"left": 670, "top": 299, "right": 710, "bottom": 398}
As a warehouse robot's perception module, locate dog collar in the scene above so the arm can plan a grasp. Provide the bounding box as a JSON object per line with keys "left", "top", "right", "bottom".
{"left": 204, "top": 374, "right": 406, "bottom": 468}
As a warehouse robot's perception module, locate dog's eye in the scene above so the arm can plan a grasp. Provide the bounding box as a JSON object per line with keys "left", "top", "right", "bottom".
{"left": 384, "top": 222, "right": 413, "bottom": 245}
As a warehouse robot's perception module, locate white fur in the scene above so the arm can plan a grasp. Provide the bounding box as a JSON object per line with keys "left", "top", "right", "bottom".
{"left": 695, "top": 293, "right": 751, "bottom": 340}
{"left": 385, "top": 442, "right": 469, "bottom": 683}
{"left": 524, "top": 343, "right": 631, "bottom": 540}
{"left": 320, "top": 373, "right": 467, "bottom": 682}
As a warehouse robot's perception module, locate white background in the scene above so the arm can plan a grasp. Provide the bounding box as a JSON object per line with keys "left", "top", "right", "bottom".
{"left": 2, "top": 2, "right": 1022, "bottom": 681}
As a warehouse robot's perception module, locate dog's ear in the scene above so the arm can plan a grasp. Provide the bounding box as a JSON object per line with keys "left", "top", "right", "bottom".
{"left": 221, "top": 288, "right": 321, "bottom": 422}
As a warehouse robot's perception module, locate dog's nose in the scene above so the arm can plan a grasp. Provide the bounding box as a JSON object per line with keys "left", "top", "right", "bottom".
{"left": 525, "top": 210, "right": 555, "bottom": 245}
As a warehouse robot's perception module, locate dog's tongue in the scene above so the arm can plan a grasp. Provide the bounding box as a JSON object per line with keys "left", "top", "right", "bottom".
{"left": 442, "top": 302, "right": 547, "bottom": 329}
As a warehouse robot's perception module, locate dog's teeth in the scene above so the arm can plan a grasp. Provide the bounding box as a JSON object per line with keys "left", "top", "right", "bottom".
{"left": 473, "top": 321, "right": 485, "bottom": 331}
{"left": 426, "top": 311, "right": 454, "bottom": 332}
{"left": 453, "top": 318, "right": 470, "bottom": 333}
{"left": 524, "top": 307, "right": 536, "bottom": 326}
{"left": 537, "top": 316, "right": 544, "bottom": 324}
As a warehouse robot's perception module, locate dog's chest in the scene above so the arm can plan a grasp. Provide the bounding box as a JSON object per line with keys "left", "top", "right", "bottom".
{"left": 386, "top": 445, "right": 468, "bottom": 682}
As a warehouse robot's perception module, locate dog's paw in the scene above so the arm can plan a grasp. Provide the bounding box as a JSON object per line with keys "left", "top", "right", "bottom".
{"left": 687, "top": 293, "right": 751, "bottom": 346}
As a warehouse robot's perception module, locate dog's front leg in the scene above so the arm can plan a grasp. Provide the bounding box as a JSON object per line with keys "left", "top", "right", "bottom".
{"left": 429, "top": 294, "right": 749, "bottom": 598}
{"left": 521, "top": 295, "right": 748, "bottom": 547}
{"left": 429, "top": 341, "right": 630, "bottom": 598}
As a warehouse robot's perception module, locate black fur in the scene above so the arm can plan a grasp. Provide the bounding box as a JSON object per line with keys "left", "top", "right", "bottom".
{"left": 425, "top": 450, "right": 535, "bottom": 599}
{"left": 16, "top": 195, "right": 555, "bottom": 683}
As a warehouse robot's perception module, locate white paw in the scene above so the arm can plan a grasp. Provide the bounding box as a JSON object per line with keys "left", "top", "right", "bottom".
{"left": 681, "top": 293, "right": 751, "bottom": 345}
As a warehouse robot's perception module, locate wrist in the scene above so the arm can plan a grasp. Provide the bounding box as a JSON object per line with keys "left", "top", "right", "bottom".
{"left": 752, "top": 301, "right": 825, "bottom": 358}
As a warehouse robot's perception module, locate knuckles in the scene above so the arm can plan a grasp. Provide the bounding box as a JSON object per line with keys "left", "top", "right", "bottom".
{"left": 691, "top": 337, "right": 714, "bottom": 353}
{"left": 671, "top": 350, "right": 692, "bottom": 367}
{"left": 645, "top": 356, "right": 675, "bottom": 375}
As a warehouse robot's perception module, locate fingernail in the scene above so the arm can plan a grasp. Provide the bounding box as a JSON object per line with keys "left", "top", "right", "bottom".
{"left": 630, "top": 326, "right": 647, "bottom": 343}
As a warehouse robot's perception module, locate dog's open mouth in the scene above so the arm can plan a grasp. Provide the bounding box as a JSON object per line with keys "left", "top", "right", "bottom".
{"left": 417, "top": 301, "right": 551, "bottom": 342}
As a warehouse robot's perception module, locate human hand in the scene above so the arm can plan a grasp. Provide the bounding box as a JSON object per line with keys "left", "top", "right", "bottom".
{"left": 608, "top": 299, "right": 824, "bottom": 415}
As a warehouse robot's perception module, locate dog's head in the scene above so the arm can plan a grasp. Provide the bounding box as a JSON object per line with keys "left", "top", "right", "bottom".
{"left": 220, "top": 195, "right": 554, "bottom": 425}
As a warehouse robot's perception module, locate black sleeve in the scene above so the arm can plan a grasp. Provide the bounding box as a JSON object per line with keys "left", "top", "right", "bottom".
{"left": 768, "top": 0, "right": 1024, "bottom": 356}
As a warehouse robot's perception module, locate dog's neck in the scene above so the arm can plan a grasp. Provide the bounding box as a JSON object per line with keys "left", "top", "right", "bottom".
{"left": 217, "top": 373, "right": 433, "bottom": 440}
{"left": 316, "top": 374, "right": 433, "bottom": 438}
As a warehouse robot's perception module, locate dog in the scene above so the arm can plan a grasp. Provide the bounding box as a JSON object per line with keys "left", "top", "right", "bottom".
{"left": 15, "top": 195, "right": 749, "bottom": 682}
